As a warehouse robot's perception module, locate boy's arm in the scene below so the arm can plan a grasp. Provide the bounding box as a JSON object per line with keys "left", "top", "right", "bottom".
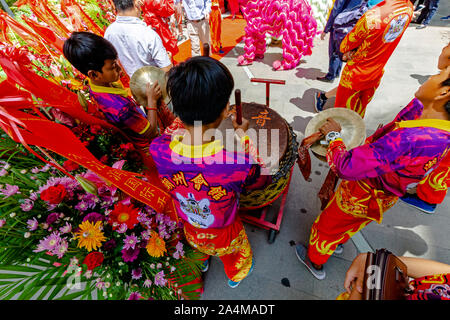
{"left": 326, "top": 130, "right": 410, "bottom": 181}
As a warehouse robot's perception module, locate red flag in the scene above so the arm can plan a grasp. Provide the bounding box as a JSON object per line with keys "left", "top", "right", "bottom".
{"left": 60, "top": 0, "right": 104, "bottom": 36}
{"left": 0, "top": 108, "right": 178, "bottom": 220}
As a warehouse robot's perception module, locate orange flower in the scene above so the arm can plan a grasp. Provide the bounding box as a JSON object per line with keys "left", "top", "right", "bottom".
{"left": 108, "top": 203, "right": 140, "bottom": 230}
{"left": 74, "top": 220, "right": 106, "bottom": 252}
{"left": 146, "top": 231, "right": 167, "bottom": 258}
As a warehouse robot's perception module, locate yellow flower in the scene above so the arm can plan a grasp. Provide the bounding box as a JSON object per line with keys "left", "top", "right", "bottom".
{"left": 74, "top": 220, "right": 106, "bottom": 252}
{"left": 146, "top": 231, "right": 167, "bottom": 258}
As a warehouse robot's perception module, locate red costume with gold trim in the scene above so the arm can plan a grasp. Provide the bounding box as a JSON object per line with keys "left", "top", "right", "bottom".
{"left": 335, "top": 0, "right": 413, "bottom": 117}
{"left": 209, "top": 0, "right": 223, "bottom": 53}
{"left": 307, "top": 99, "right": 450, "bottom": 265}
{"left": 416, "top": 154, "right": 450, "bottom": 205}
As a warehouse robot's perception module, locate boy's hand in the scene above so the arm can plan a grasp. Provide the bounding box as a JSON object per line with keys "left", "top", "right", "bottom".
{"left": 231, "top": 114, "right": 249, "bottom": 134}
{"left": 146, "top": 81, "right": 162, "bottom": 108}
{"left": 319, "top": 118, "right": 342, "bottom": 136}
{"left": 344, "top": 253, "right": 367, "bottom": 294}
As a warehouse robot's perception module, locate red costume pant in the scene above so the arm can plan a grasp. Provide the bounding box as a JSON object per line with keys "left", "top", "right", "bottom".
{"left": 307, "top": 179, "right": 398, "bottom": 266}
{"left": 334, "top": 84, "right": 379, "bottom": 118}
{"left": 183, "top": 217, "right": 253, "bottom": 282}
{"left": 209, "top": 6, "right": 222, "bottom": 53}
{"left": 416, "top": 153, "right": 450, "bottom": 204}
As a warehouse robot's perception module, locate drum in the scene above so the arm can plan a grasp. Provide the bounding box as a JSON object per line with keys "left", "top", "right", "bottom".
{"left": 218, "top": 102, "right": 298, "bottom": 210}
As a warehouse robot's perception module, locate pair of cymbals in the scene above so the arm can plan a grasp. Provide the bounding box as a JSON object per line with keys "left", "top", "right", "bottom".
{"left": 304, "top": 108, "right": 366, "bottom": 160}
{"left": 129, "top": 66, "right": 171, "bottom": 107}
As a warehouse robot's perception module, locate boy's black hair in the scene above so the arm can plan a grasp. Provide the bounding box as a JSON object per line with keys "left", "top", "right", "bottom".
{"left": 167, "top": 56, "right": 234, "bottom": 126}
{"left": 112, "top": 0, "right": 135, "bottom": 12}
{"left": 63, "top": 31, "right": 118, "bottom": 76}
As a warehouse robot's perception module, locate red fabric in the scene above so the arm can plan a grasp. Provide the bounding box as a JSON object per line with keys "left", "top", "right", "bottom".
{"left": 407, "top": 274, "right": 450, "bottom": 300}
{"left": 0, "top": 10, "right": 49, "bottom": 55}
{"left": 334, "top": 84, "right": 378, "bottom": 118}
{"left": 21, "top": 15, "right": 65, "bottom": 56}
{"left": 60, "top": 0, "right": 105, "bottom": 36}
{"left": 209, "top": 6, "right": 222, "bottom": 53}
{"left": 142, "top": 0, "right": 179, "bottom": 58}
{"left": 416, "top": 153, "right": 450, "bottom": 204}
{"left": 183, "top": 217, "right": 253, "bottom": 282}
{"left": 307, "top": 179, "right": 398, "bottom": 265}
{"left": 14, "top": 0, "right": 71, "bottom": 39}
{"left": 0, "top": 109, "right": 178, "bottom": 220}
{"left": 0, "top": 46, "right": 112, "bottom": 128}
{"left": 339, "top": 0, "right": 413, "bottom": 91}
{"left": 228, "top": 0, "right": 240, "bottom": 15}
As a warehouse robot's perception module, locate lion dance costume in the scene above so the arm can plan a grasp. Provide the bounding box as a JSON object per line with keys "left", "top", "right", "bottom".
{"left": 238, "top": 0, "right": 318, "bottom": 70}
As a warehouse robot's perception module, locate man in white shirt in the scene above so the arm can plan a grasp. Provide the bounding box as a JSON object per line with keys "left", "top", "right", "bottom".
{"left": 105, "top": 0, "right": 172, "bottom": 78}
{"left": 176, "top": 0, "right": 211, "bottom": 57}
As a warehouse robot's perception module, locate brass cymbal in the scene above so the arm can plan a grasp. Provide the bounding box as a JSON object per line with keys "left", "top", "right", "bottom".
{"left": 129, "top": 66, "right": 170, "bottom": 107}
{"left": 304, "top": 108, "right": 366, "bottom": 160}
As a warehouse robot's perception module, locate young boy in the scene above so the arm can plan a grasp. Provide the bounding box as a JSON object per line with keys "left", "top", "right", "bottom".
{"left": 400, "top": 42, "right": 450, "bottom": 213}
{"left": 150, "top": 57, "right": 263, "bottom": 288}
{"left": 296, "top": 66, "right": 450, "bottom": 280}
{"left": 63, "top": 31, "right": 161, "bottom": 154}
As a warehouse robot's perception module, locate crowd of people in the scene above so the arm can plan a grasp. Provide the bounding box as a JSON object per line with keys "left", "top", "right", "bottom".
{"left": 61, "top": 0, "right": 449, "bottom": 299}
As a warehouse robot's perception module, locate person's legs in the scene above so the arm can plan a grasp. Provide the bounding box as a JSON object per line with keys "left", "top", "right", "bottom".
{"left": 183, "top": 217, "right": 253, "bottom": 286}
{"left": 306, "top": 180, "right": 398, "bottom": 267}
{"left": 415, "top": 0, "right": 431, "bottom": 24}
{"left": 187, "top": 20, "right": 201, "bottom": 57}
{"left": 334, "top": 84, "right": 377, "bottom": 118}
{"left": 327, "top": 34, "right": 343, "bottom": 79}
{"left": 422, "top": 0, "right": 440, "bottom": 25}
{"left": 198, "top": 19, "right": 211, "bottom": 52}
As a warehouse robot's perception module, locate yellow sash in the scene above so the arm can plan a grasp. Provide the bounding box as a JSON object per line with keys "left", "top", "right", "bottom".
{"left": 88, "top": 79, "right": 129, "bottom": 98}
{"left": 395, "top": 119, "right": 450, "bottom": 132}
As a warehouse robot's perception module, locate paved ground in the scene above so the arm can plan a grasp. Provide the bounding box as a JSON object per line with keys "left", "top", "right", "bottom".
{"left": 200, "top": 4, "right": 450, "bottom": 300}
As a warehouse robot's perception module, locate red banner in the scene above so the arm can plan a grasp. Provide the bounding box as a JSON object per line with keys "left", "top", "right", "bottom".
{"left": 0, "top": 46, "right": 114, "bottom": 129}
{"left": 0, "top": 108, "right": 177, "bottom": 220}
{"left": 0, "top": 10, "right": 49, "bottom": 55}
{"left": 61, "top": 0, "right": 104, "bottom": 36}
{"left": 15, "top": 0, "right": 71, "bottom": 39}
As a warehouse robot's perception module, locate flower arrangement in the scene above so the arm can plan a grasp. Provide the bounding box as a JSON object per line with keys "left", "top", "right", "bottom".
{"left": 0, "top": 134, "right": 205, "bottom": 300}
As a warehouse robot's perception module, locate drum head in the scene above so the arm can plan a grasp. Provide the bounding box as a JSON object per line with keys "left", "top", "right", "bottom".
{"left": 217, "top": 102, "right": 288, "bottom": 173}
{"left": 305, "top": 108, "right": 366, "bottom": 157}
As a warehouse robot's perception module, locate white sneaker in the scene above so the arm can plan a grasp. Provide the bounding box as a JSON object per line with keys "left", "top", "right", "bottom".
{"left": 295, "top": 244, "right": 326, "bottom": 280}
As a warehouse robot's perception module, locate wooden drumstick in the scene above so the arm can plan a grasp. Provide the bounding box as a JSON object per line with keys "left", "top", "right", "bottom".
{"left": 235, "top": 89, "right": 242, "bottom": 125}
{"left": 202, "top": 43, "right": 210, "bottom": 57}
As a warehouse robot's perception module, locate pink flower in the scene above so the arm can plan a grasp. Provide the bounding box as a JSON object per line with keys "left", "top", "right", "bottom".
{"left": 128, "top": 292, "right": 141, "bottom": 300}
{"left": 59, "top": 222, "right": 72, "bottom": 234}
{"left": 131, "top": 268, "right": 142, "bottom": 280}
{"left": 123, "top": 234, "right": 139, "bottom": 250}
{"left": 0, "top": 184, "right": 20, "bottom": 198}
{"left": 0, "top": 219, "right": 6, "bottom": 228}
{"left": 143, "top": 279, "right": 152, "bottom": 288}
{"left": 20, "top": 199, "right": 34, "bottom": 212}
{"left": 27, "top": 218, "right": 39, "bottom": 231}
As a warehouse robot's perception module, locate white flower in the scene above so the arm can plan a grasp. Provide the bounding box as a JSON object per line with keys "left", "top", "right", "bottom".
{"left": 24, "top": 232, "right": 31, "bottom": 238}
{"left": 9, "top": 212, "right": 16, "bottom": 218}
